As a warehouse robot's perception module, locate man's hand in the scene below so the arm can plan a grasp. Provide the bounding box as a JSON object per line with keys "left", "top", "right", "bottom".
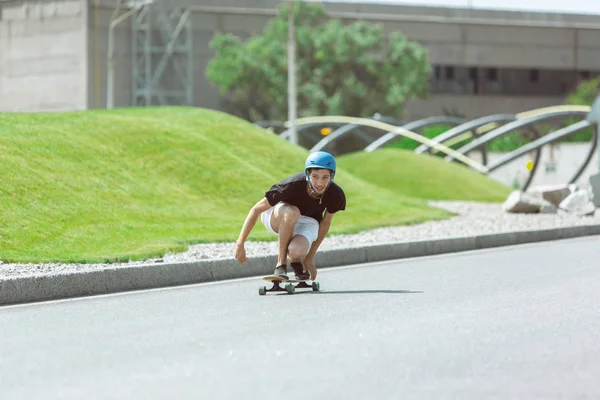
{"left": 304, "top": 256, "right": 317, "bottom": 280}
{"left": 234, "top": 241, "right": 247, "bottom": 264}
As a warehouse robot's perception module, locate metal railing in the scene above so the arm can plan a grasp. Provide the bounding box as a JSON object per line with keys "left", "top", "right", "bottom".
{"left": 259, "top": 101, "right": 599, "bottom": 189}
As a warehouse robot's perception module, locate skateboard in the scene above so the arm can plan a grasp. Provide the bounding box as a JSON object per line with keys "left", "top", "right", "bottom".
{"left": 259, "top": 275, "right": 321, "bottom": 295}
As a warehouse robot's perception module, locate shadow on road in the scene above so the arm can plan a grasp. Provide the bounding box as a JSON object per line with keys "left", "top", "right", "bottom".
{"left": 298, "top": 289, "right": 423, "bottom": 295}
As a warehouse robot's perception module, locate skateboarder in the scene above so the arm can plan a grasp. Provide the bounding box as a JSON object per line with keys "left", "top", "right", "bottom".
{"left": 234, "top": 151, "right": 346, "bottom": 281}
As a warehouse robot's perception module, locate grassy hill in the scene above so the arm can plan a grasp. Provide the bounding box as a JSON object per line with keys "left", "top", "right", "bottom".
{"left": 0, "top": 107, "right": 508, "bottom": 263}
{"left": 338, "top": 149, "right": 511, "bottom": 202}
{"left": 0, "top": 107, "right": 436, "bottom": 263}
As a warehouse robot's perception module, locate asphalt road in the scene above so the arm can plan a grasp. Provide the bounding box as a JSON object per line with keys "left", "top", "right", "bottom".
{"left": 1, "top": 236, "right": 599, "bottom": 400}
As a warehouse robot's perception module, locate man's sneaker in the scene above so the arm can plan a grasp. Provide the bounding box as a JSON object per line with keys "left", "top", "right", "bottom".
{"left": 290, "top": 261, "right": 310, "bottom": 281}
{"left": 274, "top": 264, "right": 289, "bottom": 279}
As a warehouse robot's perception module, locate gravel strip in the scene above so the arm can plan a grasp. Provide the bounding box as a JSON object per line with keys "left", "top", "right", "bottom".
{"left": 1, "top": 201, "right": 599, "bottom": 280}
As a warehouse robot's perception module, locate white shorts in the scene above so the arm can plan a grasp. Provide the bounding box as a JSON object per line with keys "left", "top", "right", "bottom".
{"left": 261, "top": 205, "right": 319, "bottom": 244}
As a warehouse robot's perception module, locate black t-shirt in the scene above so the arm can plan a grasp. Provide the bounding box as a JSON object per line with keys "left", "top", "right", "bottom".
{"left": 264, "top": 172, "right": 346, "bottom": 222}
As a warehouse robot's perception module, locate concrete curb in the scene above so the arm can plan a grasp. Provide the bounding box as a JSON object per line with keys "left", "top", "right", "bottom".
{"left": 2, "top": 224, "right": 600, "bottom": 306}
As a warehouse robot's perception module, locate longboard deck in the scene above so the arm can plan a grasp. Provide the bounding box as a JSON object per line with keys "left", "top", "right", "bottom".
{"left": 262, "top": 275, "right": 311, "bottom": 283}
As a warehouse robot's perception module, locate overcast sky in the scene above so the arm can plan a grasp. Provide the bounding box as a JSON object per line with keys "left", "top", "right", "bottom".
{"left": 322, "top": 0, "right": 600, "bottom": 15}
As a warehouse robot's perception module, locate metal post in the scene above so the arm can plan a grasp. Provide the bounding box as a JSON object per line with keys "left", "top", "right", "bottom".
{"left": 288, "top": 1, "right": 298, "bottom": 146}
{"left": 131, "top": 2, "right": 193, "bottom": 107}
{"left": 597, "top": 104, "right": 600, "bottom": 174}
{"left": 186, "top": 14, "right": 194, "bottom": 106}
{"left": 108, "top": 1, "right": 146, "bottom": 109}
{"left": 144, "top": 6, "right": 152, "bottom": 106}
{"left": 588, "top": 95, "right": 600, "bottom": 173}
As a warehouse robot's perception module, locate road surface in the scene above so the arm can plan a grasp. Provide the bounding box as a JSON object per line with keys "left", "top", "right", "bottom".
{"left": 1, "top": 236, "right": 599, "bottom": 399}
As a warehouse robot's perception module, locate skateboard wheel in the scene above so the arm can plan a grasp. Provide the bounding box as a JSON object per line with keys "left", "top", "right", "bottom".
{"left": 312, "top": 282, "right": 320, "bottom": 291}
{"left": 285, "top": 284, "right": 295, "bottom": 294}
{"left": 259, "top": 287, "right": 266, "bottom": 296}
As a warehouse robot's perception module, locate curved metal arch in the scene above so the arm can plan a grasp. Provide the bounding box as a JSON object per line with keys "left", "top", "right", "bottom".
{"left": 515, "top": 105, "right": 591, "bottom": 119}
{"left": 310, "top": 123, "right": 363, "bottom": 152}
{"left": 402, "top": 116, "right": 465, "bottom": 131}
{"left": 486, "top": 120, "right": 593, "bottom": 173}
{"left": 572, "top": 124, "right": 599, "bottom": 184}
{"left": 352, "top": 126, "right": 381, "bottom": 145}
{"left": 485, "top": 120, "right": 597, "bottom": 190}
{"left": 428, "top": 105, "right": 592, "bottom": 156}
{"left": 521, "top": 126, "right": 544, "bottom": 191}
{"left": 310, "top": 119, "right": 403, "bottom": 153}
{"left": 363, "top": 116, "right": 465, "bottom": 152}
{"left": 279, "top": 122, "right": 345, "bottom": 145}
{"left": 372, "top": 115, "right": 406, "bottom": 126}
{"left": 444, "top": 110, "right": 590, "bottom": 163}
{"left": 414, "top": 114, "right": 516, "bottom": 154}
{"left": 311, "top": 114, "right": 409, "bottom": 153}
{"left": 285, "top": 115, "right": 489, "bottom": 173}
{"left": 254, "top": 120, "right": 286, "bottom": 130}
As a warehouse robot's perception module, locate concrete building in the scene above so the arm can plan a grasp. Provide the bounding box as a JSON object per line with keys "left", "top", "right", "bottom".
{"left": 0, "top": 0, "right": 599, "bottom": 119}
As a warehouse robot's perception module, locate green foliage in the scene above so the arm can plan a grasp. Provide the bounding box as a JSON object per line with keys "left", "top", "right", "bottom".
{"left": 560, "top": 76, "right": 599, "bottom": 143}
{"left": 205, "top": 1, "right": 431, "bottom": 122}
{"left": 566, "top": 76, "right": 600, "bottom": 106}
{"left": 487, "top": 131, "right": 533, "bottom": 152}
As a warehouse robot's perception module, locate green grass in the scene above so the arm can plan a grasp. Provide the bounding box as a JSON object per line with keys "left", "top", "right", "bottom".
{"left": 338, "top": 148, "right": 511, "bottom": 202}
{"left": 0, "top": 107, "right": 509, "bottom": 264}
{"left": 384, "top": 125, "right": 455, "bottom": 151}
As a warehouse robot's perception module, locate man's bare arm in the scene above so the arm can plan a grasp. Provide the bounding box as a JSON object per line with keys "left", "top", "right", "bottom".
{"left": 303, "top": 211, "right": 335, "bottom": 279}
{"left": 307, "top": 211, "right": 334, "bottom": 258}
{"left": 234, "top": 197, "right": 272, "bottom": 263}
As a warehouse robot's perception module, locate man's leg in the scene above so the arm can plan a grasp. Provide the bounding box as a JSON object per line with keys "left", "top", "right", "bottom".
{"left": 287, "top": 235, "right": 311, "bottom": 263}
{"left": 269, "top": 202, "right": 301, "bottom": 269}
{"left": 287, "top": 235, "right": 312, "bottom": 280}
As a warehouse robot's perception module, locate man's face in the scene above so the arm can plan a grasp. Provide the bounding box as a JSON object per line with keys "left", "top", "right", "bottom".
{"left": 308, "top": 169, "right": 332, "bottom": 195}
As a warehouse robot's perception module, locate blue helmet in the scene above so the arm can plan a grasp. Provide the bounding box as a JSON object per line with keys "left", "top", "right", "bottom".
{"left": 305, "top": 151, "right": 336, "bottom": 180}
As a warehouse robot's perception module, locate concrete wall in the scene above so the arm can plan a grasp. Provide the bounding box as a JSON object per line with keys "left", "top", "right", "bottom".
{"left": 386, "top": 22, "right": 593, "bottom": 70}
{"left": 85, "top": 2, "right": 255, "bottom": 110}
{"left": 2, "top": 0, "right": 600, "bottom": 117}
{"left": 0, "top": 0, "right": 88, "bottom": 111}
{"left": 314, "top": 1, "right": 600, "bottom": 71}
{"left": 85, "top": 0, "right": 599, "bottom": 119}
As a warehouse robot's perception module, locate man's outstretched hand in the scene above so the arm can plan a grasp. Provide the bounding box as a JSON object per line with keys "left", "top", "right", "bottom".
{"left": 234, "top": 241, "right": 247, "bottom": 264}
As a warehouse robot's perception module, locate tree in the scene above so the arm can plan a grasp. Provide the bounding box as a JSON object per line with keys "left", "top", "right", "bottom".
{"left": 565, "top": 76, "right": 600, "bottom": 106}
{"left": 205, "top": 1, "right": 431, "bottom": 122}
{"left": 560, "top": 76, "right": 600, "bottom": 143}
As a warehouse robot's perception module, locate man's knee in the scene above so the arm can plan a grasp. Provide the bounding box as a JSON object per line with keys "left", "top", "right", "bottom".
{"left": 278, "top": 203, "right": 301, "bottom": 224}
{"left": 287, "top": 236, "right": 310, "bottom": 260}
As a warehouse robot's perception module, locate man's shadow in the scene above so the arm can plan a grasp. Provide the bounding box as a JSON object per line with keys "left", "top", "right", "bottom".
{"left": 291, "top": 289, "right": 423, "bottom": 295}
